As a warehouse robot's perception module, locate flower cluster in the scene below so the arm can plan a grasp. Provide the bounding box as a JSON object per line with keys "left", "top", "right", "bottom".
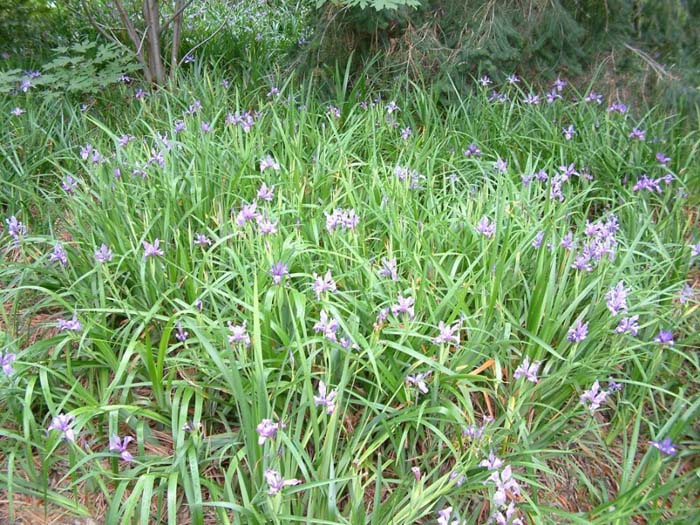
{"left": 571, "top": 214, "right": 619, "bottom": 271}
{"left": 325, "top": 208, "right": 359, "bottom": 233}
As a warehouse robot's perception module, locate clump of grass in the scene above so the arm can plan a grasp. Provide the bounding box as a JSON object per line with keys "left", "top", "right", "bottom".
{"left": 1, "top": 70, "right": 699, "bottom": 524}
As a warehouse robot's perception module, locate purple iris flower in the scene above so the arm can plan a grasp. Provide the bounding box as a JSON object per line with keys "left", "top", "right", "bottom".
{"left": 109, "top": 435, "right": 134, "bottom": 462}
{"left": 256, "top": 418, "right": 284, "bottom": 445}
{"left": 506, "top": 74, "right": 520, "bottom": 84}
{"left": 193, "top": 233, "right": 212, "bottom": 247}
{"left": 11, "top": 107, "right": 25, "bottom": 116}
{"left": 405, "top": 371, "right": 431, "bottom": 394}
{"left": 312, "top": 270, "right": 337, "bottom": 299}
{"left": 615, "top": 315, "right": 640, "bottom": 336}
{"left": 567, "top": 319, "right": 588, "bottom": 343}
{"left": 607, "top": 102, "right": 628, "bottom": 114}
{"left": 491, "top": 502, "right": 524, "bottom": 525}
{"left": 605, "top": 281, "right": 628, "bottom": 316}
{"left": 689, "top": 243, "right": 700, "bottom": 258}
{"left": 200, "top": 121, "right": 211, "bottom": 133}
{"left": 463, "top": 416, "right": 493, "bottom": 441}
{"left": 534, "top": 170, "right": 548, "bottom": 182}
{"left": 479, "top": 75, "right": 492, "bottom": 86}
{"left": 264, "top": 469, "right": 301, "bottom": 495}
{"left": 629, "top": 128, "right": 646, "bottom": 141}
{"left": 411, "top": 466, "right": 421, "bottom": 481}
{"left": 480, "top": 450, "right": 504, "bottom": 471}
{"left": 584, "top": 92, "right": 603, "bottom": 104}
{"left": 260, "top": 155, "right": 280, "bottom": 172}
{"left": 513, "top": 357, "right": 541, "bottom": 383}
{"left": 62, "top": 175, "right": 79, "bottom": 194}
{"left": 561, "top": 232, "right": 575, "bottom": 251}
{"left": 523, "top": 93, "right": 540, "bottom": 105}
{"left": 489, "top": 90, "right": 507, "bottom": 103}
{"left": 450, "top": 470, "right": 466, "bottom": 487}
{"left": 57, "top": 313, "right": 82, "bottom": 332}
{"left": 375, "top": 307, "right": 390, "bottom": 326}
{"left": 532, "top": 231, "right": 544, "bottom": 249}
{"left": 175, "top": 321, "right": 188, "bottom": 342}
{"left": 235, "top": 202, "right": 260, "bottom": 227}
{"left": 325, "top": 208, "right": 359, "bottom": 232}
{"left": 476, "top": 216, "right": 496, "bottom": 238}
{"left": 633, "top": 175, "right": 663, "bottom": 193}
{"left": 655, "top": 152, "right": 671, "bottom": 165}
{"left": 313, "top": 310, "right": 339, "bottom": 342}
{"left": 117, "top": 134, "right": 134, "bottom": 147}
{"left": 546, "top": 89, "right": 562, "bottom": 104}
{"left": 553, "top": 77, "right": 567, "bottom": 91}
{"left": 1, "top": 351, "right": 16, "bottom": 376}
{"left": 226, "top": 111, "right": 256, "bottom": 132}
{"left": 437, "top": 507, "right": 458, "bottom": 525}
{"left": 649, "top": 437, "right": 677, "bottom": 456}
{"left": 562, "top": 125, "right": 575, "bottom": 140}
{"left": 227, "top": 321, "right": 250, "bottom": 347}
{"left": 256, "top": 213, "right": 277, "bottom": 235}
{"left": 559, "top": 163, "right": 577, "bottom": 180}
{"left": 433, "top": 321, "right": 460, "bottom": 345}
{"left": 143, "top": 239, "right": 164, "bottom": 258}
{"left": 48, "top": 414, "right": 76, "bottom": 442}
{"left": 391, "top": 294, "right": 415, "bottom": 320}
{"left": 400, "top": 127, "right": 412, "bottom": 140}
{"left": 494, "top": 158, "right": 508, "bottom": 173}
{"left": 464, "top": 143, "right": 482, "bottom": 157}
{"left": 95, "top": 243, "right": 113, "bottom": 263}
{"left": 654, "top": 330, "right": 674, "bottom": 346}
{"left": 314, "top": 381, "right": 337, "bottom": 415}
{"left": 487, "top": 465, "right": 521, "bottom": 507}
{"left": 49, "top": 243, "right": 68, "bottom": 267}
{"left": 377, "top": 258, "right": 398, "bottom": 281}
{"left": 679, "top": 284, "right": 694, "bottom": 304}
{"left": 269, "top": 261, "right": 289, "bottom": 285}
{"left": 5, "top": 215, "right": 27, "bottom": 242}
{"left": 257, "top": 182, "right": 275, "bottom": 201}
{"left": 580, "top": 380, "right": 609, "bottom": 412}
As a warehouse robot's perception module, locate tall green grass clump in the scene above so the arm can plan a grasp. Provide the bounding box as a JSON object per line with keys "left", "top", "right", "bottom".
{"left": 1, "top": 70, "right": 699, "bottom": 523}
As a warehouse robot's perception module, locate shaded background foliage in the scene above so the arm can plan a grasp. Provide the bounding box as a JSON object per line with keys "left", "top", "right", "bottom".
{"left": 305, "top": 0, "right": 700, "bottom": 110}
{"left": 1, "top": 0, "right": 698, "bottom": 107}
{"left": 0, "top": 0, "right": 700, "bottom": 103}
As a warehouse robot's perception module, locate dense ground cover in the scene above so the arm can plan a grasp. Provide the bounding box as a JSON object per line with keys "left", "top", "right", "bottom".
{"left": 1, "top": 71, "right": 699, "bottom": 523}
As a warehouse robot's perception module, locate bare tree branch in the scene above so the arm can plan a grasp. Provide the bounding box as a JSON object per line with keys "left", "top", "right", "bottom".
{"left": 113, "top": 0, "right": 153, "bottom": 83}
{"left": 80, "top": 0, "right": 122, "bottom": 47}
{"left": 161, "top": 0, "right": 196, "bottom": 35}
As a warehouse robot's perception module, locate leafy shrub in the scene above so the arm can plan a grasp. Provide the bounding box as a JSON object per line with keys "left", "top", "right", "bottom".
{"left": 0, "top": 40, "right": 139, "bottom": 98}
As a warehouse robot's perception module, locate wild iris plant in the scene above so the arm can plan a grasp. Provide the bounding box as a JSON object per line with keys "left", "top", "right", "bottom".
{"left": 0, "top": 72, "right": 697, "bottom": 524}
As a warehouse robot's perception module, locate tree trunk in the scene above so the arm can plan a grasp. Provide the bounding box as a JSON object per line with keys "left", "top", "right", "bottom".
{"left": 143, "top": 0, "right": 165, "bottom": 85}
{"left": 170, "top": 0, "right": 185, "bottom": 82}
